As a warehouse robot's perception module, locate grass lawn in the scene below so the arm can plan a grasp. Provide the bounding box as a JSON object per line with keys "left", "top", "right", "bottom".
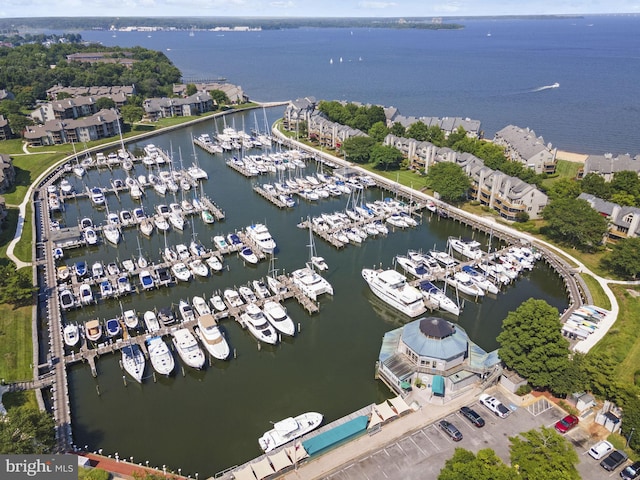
{"left": 581, "top": 273, "right": 611, "bottom": 310}
{"left": 14, "top": 203, "right": 32, "bottom": 263}
{"left": 0, "top": 303, "right": 33, "bottom": 382}
{"left": 590, "top": 284, "right": 640, "bottom": 385}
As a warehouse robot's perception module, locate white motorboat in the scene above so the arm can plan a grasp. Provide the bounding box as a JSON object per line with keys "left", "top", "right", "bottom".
{"left": 241, "top": 303, "right": 279, "bottom": 345}
{"left": 178, "top": 299, "right": 196, "bottom": 323}
{"left": 106, "top": 262, "right": 120, "bottom": 276}
{"left": 163, "top": 246, "right": 178, "bottom": 263}
{"left": 429, "top": 249, "right": 458, "bottom": 269}
{"left": 267, "top": 275, "right": 287, "bottom": 296}
{"left": 139, "top": 270, "right": 155, "bottom": 290}
{"left": 63, "top": 323, "right": 80, "bottom": 347}
{"left": 258, "top": 412, "right": 323, "bottom": 453}
{"left": 116, "top": 275, "right": 132, "bottom": 295}
{"left": 195, "top": 314, "right": 230, "bottom": 360}
{"left": 91, "top": 261, "right": 104, "bottom": 279}
{"left": 140, "top": 218, "right": 155, "bottom": 236}
{"left": 57, "top": 265, "right": 70, "bottom": 282}
{"left": 79, "top": 283, "right": 94, "bottom": 305}
{"left": 239, "top": 247, "right": 259, "bottom": 264}
{"left": 418, "top": 281, "right": 460, "bottom": 316}
{"left": 60, "top": 178, "right": 73, "bottom": 194}
{"left": 262, "top": 300, "right": 295, "bottom": 337}
{"left": 252, "top": 279, "right": 270, "bottom": 299}
{"left": 394, "top": 255, "right": 432, "bottom": 280}
{"left": 211, "top": 294, "right": 227, "bottom": 312}
{"left": 172, "top": 262, "right": 192, "bottom": 282}
{"left": 361, "top": 268, "right": 426, "bottom": 318}
{"left": 223, "top": 288, "right": 244, "bottom": 308}
{"left": 176, "top": 243, "right": 190, "bottom": 260}
{"left": 172, "top": 328, "right": 205, "bottom": 369}
{"left": 154, "top": 215, "right": 170, "bottom": 232}
{"left": 168, "top": 213, "right": 185, "bottom": 231}
{"left": 385, "top": 213, "right": 408, "bottom": 228}
{"left": 206, "top": 255, "right": 223, "bottom": 272}
{"left": 59, "top": 288, "right": 78, "bottom": 310}
{"left": 448, "top": 237, "right": 484, "bottom": 260}
{"left": 123, "top": 309, "right": 139, "bottom": 329}
{"left": 201, "top": 209, "right": 215, "bottom": 224}
{"left": 84, "top": 319, "right": 102, "bottom": 342}
{"left": 245, "top": 223, "right": 276, "bottom": 254}
{"left": 158, "top": 306, "right": 177, "bottom": 326}
{"left": 103, "top": 224, "right": 120, "bottom": 245}
{"left": 290, "top": 266, "right": 333, "bottom": 301}
{"left": 192, "top": 296, "right": 211, "bottom": 317}
{"left": 143, "top": 310, "right": 161, "bottom": 333}
{"left": 106, "top": 318, "right": 121, "bottom": 337}
{"left": 122, "top": 259, "right": 135, "bottom": 273}
{"left": 100, "top": 280, "right": 114, "bottom": 299}
{"left": 89, "top": 187, "right": 105, "bottom": 206}
{"left": 461, "top": 266, "right": 500, "bottom": 295}
{"left": 147, "top": 337, "right": 175, "bottom": 376}
{"left": 122, "top": 344, "right": 145, "bottom": 383}
{"left": 445, "top": 272, "right": 485, "bottom": 298}
{"left": 213, "top": 235, "right": 229, "bottom": 250}
{"left": 310, "top": 256, "right": 328, "bottom": 271}
{"left": 189, "top": 240, "right": 206, "bottom": 257}
{"left": 84, "top": 227, "right": 98, "bottom": 245}
{"left": 239, "top": 285, "right": 257, "bottom": 304}
{"left": 188, "top": 258, "right": 209, "bottom": 277}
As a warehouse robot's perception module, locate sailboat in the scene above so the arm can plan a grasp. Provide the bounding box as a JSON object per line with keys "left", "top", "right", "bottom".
{"left": 70, "top": 141, "right": 85, "bottom": 177}
{"left": 136, "top": 236, "right": 148, "bottom": 269}
{"left": 307, "top": 217, "right": 328, "bottom": 271}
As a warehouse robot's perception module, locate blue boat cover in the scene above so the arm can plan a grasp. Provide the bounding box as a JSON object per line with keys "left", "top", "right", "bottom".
{"left": 302, "top": 415, "right": 368, "bottom": 455}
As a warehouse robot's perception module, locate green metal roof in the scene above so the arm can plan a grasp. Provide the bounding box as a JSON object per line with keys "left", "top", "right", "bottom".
{"left": 302, "top": 415, "right": 368, "bottom": 456}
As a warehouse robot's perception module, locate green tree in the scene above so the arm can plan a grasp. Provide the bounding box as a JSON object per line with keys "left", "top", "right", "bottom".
{"left": 425, "top": 125, "right": 445, "bottom": 146}
{"left": 7, "top": 114, "right": 33, "bottom": 137}
{"left": 541, "top": 198, "right": 608, "bottom": 251}
{"left": 425, "top": 162, "right": 471, "bottom": 203}
{"left": 438, "top": 448, "right": 515, "bottom": 480}
{"left": 0, "top": 265, "right": 35, "bottom": 306}
{"left": 95, "top": 97, "right": 115, "bottom": 110}
{"left": 406, "top": 121, "right": 429, "bottom": 141}
{"left": 582, "top": 351, "right": 617, "bottom": 399}
{"left": 185, "top": 83, "right": 197, "bottom": 96}
{"left": 445, "top": 126, "right": 467, "bottom": 148}
{"left": 120, "top": 104, "right": 144, "bottom": 124}
{"left": 369, "top": 144, "right": 404, "bottom": 171}
{"left": 510, "top": 427, "right": 580, "bottom": 480}
{"left": 341, "top": 136, "right": 376, "bottom": 164}
{"left": 547, "top": 178, "right": 582, "bottom": 200}
{"left": 389, "top": 121, "right": 405, "bottom": 137}
{"left": 580, "top": 173, "right": 611, "bottom": 199}
{"left": 368, "top": 121, "right": 389, "bottom": 143}
{"left": 79, "top": 468, "right": 111, "bottom": 480}
{"left": 611, "top": 170, "right": 640, "bottom": 198}
{"left": 610, "top": 192, "right": 637, "bottom": 207}
{"left": 497, "top": 299, "right": 570, "bottom": 392}
{"left": 0, "top": 405, "right": 56, "bottom": 454}
{"left": 602, "top": 237, "right": 640, "bottom": 279}
{"left": 209, "top": 89, "right": 230, "bottom": 107}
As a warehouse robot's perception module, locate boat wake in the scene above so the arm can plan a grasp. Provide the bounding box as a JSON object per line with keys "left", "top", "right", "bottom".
{"left": 531, "top": 82, "right": 560, "bottom": 92}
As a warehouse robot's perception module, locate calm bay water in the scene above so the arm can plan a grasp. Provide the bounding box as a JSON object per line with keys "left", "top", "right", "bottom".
{"left": 78, "top": 15, "right": 640, "bottom": 155}
{"left": 59, "top": 108, "right": 569, "bottom": 476}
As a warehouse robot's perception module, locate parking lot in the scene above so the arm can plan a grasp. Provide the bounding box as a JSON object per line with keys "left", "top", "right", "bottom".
{"left": 323, "top": 393, "right": 629, "bottom": 480}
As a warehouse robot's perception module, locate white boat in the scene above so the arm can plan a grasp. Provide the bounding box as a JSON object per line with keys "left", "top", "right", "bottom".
{"left": 168, "top": 213, "right": 185, "bottom": 231}
{"left": 84, "top": 319, "right": 102, "bottom": 342}
{"left": 163, "top": 246, "right": 178, "bottom": 263}
{"left": 103, "top": 224, "right": 120, "bottom": 245}
{"left": 116, "top": 275, "right": 132, "bottom": 295}
{"left": 176, "top": 243, "right": 190, "bottom": 260}
{"left": 461, "top": 266, "right": 500, "bottom": 294}
{"left": 139, "top": 270, "right": 155, "bottom": 290}
{"left": 239, "top": 247, "right": 259, "bottom": 264}
{"left": 223, "top": 288, "right": 244, "bottom": 308}
{"left": 448, "top": 237, "right": 484, "bottom": 260}
{"left": 79, "top": 283, "right": 94, "bottom": 305}
{"left": 211, "top": 294, "right": 227, "bottom": 313}
{"left": 245, "top": 223, "right": 277, "bottom": 254}
{"left": 100, "top": 280, "right": 114, "bottom": 299}
{"left": 147, "top": 337, "right": 174, "bottom": 376}
{"left": 213, "top": 235, "right": 229, "bottom": 250}
{"left": 154, "top": 215, "right": 170, "bottom": 232}
{"left": 57, "top": 265, "right": 70, "bottom": 282}
{"left": 429, "top": 249, "right": 458, "bottom": 269}
{"left": 262, "top": 300, "right": 295, "bottom": 337}
{"left": 172, "top": 328, "right": 205, "bottom": 369}
{"left": 445, "top": 272, "right": 485, "bottom": 298}
{"left": 385, "top": 213, "right": 408, "bottom": 228}
{"left": 241, "top": 303, "right": 279, "bottom": 345}
{"left": 59, "top": 288, "right": 78, "bottom": 310}
{"left": 205, "top": 255, "right": 223, "bottom": 272}
{"left": 258, "top": 412, "right": 323, "bottom": 453}
{"left": 201, "top": 209, "right": 215, "bottom": 224}
{"left": 310, "top": 256, "right": 328, "bottom": 271}
{"left": 84, "top": 227, "right": 98, "bottom": 246}
{"left": 188, "top": 258, "right": 209, "bottom": 277}
{"left": 178, "top": 299, "right": 196, "bottom": 323}
{"left": 290, "top": 266, "right": 333, "bottom": 301}
{"left": 252, "top": 279, "right": 270, "bottom": 299}
{"left": 189, "top": 240, "right": 206, "bottom": 257}
{"left": 89, "top": 187, "right": 105, "bottom": 206}
{"left": 123, "top": 309, "right": 139, "bottom": 329}
{"left": 63, "top": 323, "right": 80, "bottom": 347}
{"left": 91, "top": 261, "right": 104, "bottom": 279}
{"left": 195, "top": 314, "right": 230, "bottom": 360}
{"left": 187, "top": 163, "right": 208, "bottom": 181}
{"left": 143, "top": 310, "right": 161, "bottom": 333}
{"left": 138, "top": 218, "right": 154, "bottom": 236}
{"left": 60, "top": 178, "right": 73, "bottom": 194}
{"left": 172, "top": 262, "right": 192, "bottom": 282}
{"left": 361, "top": 269, "right": 426, "bottom": 318}
{"left": 106, "top": 318, "right": 121, "bottom": 337}
{"left": 192, "top": 295, "right": 211, "bottom": 317}
{"left": 122, "top": 344, "right": 145, "bottom": 383}
{"left": 239, "top": 285, "right": 257, "bottom": 304}
{"left": 394, "top": 255, "right": 432, "bottom": 280}
{"left": 418, "top": 281, "right": 460, "bottom": 316}
{"left": 122, "top": 259, "right": 135, "bottom": 273}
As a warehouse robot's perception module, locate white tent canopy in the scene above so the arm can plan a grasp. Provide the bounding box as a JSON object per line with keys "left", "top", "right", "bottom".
{"left": 284, "top": 443, "right": 309, "bottom": 462}
{"left": 367, "top": 410, "right": 384, "bottom": 429}
{"left": 251, "top": 458, "right": 275, "bottom": 480}
{"left": 268, "top": 449, "right": 293, "bottom": 472}
{"left": 389, "top": 395, "right": 412, "bottom": 415}
{"left": 374, "top": 401, "right": 397, "bottom": 421}
{"left": 232, "top": 465, "right": 256, "bottom": 480}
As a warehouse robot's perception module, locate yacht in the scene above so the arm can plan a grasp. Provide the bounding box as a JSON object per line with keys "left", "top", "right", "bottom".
{"left": 445, "top": 272, "right": 485, "bottom": 298}
{"left": 262, "top": 300, "right": 295, "bottom": 337}
{"left": 227, "top": 233, "right": 242, "bottom": 247}
{"left": 252, "top": 279, "right": 270, "bottom": 299}
{"left": 429, "top": 249, "right": 458, "bottom": 269}
{"left": 176, "top": 243, "right": 190, "bottom": 260}
{"left": 79, "top": 283, "right": 94, "bottom": 305}
{"left": 223, "top": 288, "right": 244, "bottom": 308}
{"left": 178, "top": 299, "right": 196, "bottom": 323}
{"left": 158, "top": 306, "right": 177, "bottom": 326}
{"left": 63, "top": 323, "right": 80, "bottom": 347}
{"left": 418, "top": 281, "right": 460, "bottom": 316}
{"left": 258, "top": 412, "right": 323, "bottom": 453}
{"left": 143, "top": 310, "right": 161, "bottom": 333}
{"left": 201, "top": 209, "right": 215, "bottom": 224}
{"left": 123, "top": 309, "right": 139, "bottom": 329}
{"left": 206, "top": 255, "right": 223, "bottom": 272}
{"left": 394, "top": 255, "right": 432, "bottom": 280}
{"left": 139, "top": 270, "right": 155, "bottom": 290}
{"left": 116, "top": 275, "right": 133, "bottom": 295}
{"left": 448, "top": 237, "right": 484, "bottom": 260}
{"left": 361, "top": 269, "right": 426, "bottom": 318}
{"left": 461, "top": 266, "right": 500, "bottom": 294}
{"left": 92, "top": 261, "right": 104, "bottom": 279}
{"left": 154, "top": 215, "right": 170, "bottom": 232}
{"left": 171, "top": 262, "right": 192, "bottom": 282}
{"left": 119, "top": 210, "right": 134, "bottom": 226}
{"left": 239, "top": 247, "right": 259, "bottom": 264}
{"left": 84, "top": 227, "right": 98, "bottom": 246}
{"left": 121, "top": 344, "right": 145, "bottom": 383}
{"left": 188, "top": 258, "right": 209, "bottom": 277}
{"left": 245, "top": 223, "right": 276, "bottom": 254}
{"left": 89, "top": 187, "right": 105, "bottom": 206}
{"left": 168, "top": 212, "right": 185, "bottom": 231}
{"left": 189, "top": 240, "right": 207, "bottom": 257}
{"left": 147, "top": 337, "right": 175, "bottom": 376}
{"left": 59, "top": 288, "right": 78, "bottom": 310}
{"left": 192, "top": 296, "right": 211, "bottom": 317}
{"left": 103, "top": 224, "right": 120, "bottom": 245}
{"left": 211, "top": 294, "right": 227, "bottom": 313}
{"left": 172, "top": 328, "right": 205, "bottom": 369}
{"left": 195, "top": 314, "right": 230, "bottom": 360}
{"left": 84, "top": 319, "right": 102, "bottom": 342}
{"left": 241, "top": 304, "right": 279, "bottom": 345}
{"left": 239, "top": 285, "right": 257, "bottom": 304}
{"left": 290, "top": 266, "right": 334, "bottom": 301}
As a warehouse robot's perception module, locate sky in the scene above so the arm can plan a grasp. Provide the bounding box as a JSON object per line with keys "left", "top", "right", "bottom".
{"left": 2, "top": 1, "right": 639, "bottom": 19}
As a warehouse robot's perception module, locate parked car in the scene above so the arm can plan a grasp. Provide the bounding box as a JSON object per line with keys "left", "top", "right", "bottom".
{"left": 588, "top": 440, "right": 614, "bottom": 460}
{"left": 478, "top": 393, "right": 511, "bottom": 418}
{"left": 438, "top": 420, "right": 463, "bottom": 441}
{"left": 600, "top": 450, "right": 628, "bottom": 471}
{"left": 460, "top": 406, "right": 485, "bottom": 428}
{"left": 621, "top": 461, "right": 640, "bottom": 480}
{"left": 554, "top": 414, "right": 579, "bottom": 434}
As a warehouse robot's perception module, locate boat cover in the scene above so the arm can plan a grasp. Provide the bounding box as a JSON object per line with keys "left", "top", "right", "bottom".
{"left": 250, "top": 457, "right": 275, "bottom": 480}
{"left": 302, "top": 415, "right": 368, "bottom": 456}
{"left": 268, "top": 449, "right": 293, "bottom": 471}
{"left": 374, "top": 401, "right": 397, "bottom": 421}
{"left": 231, "top": 465, "right": 255, "bottom": 480}
{"left": 389, "top": 395, "right": 412, "bottom": 415}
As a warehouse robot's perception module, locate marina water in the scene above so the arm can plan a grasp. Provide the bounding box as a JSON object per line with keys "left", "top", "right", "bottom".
{"left": 59, "top": 108, "right": 569, "bottom": 476}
